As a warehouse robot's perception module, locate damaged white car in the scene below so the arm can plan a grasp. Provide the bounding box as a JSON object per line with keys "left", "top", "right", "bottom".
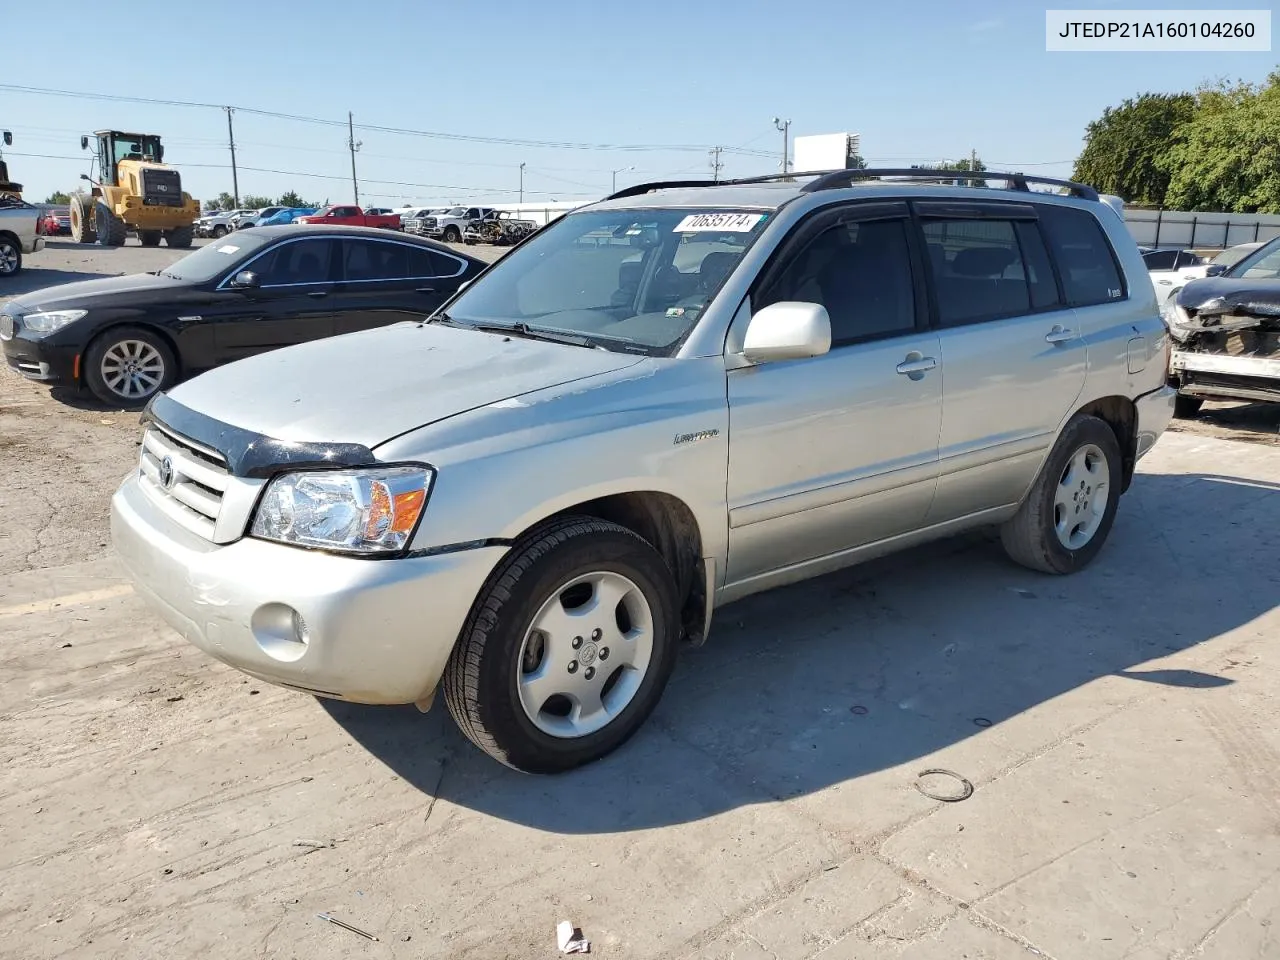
{"left": 1165, "top": 236, "right": 1280, "bottom": 417}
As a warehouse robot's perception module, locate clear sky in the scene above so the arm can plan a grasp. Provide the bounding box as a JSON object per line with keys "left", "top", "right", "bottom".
{"left": 3, "top": 0, "right": 1276, "bottom": 207}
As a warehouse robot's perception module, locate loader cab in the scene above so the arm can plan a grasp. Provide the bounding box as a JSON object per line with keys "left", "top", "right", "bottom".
{"left": 82, "top": 130, "right": 165, "bottom": 186}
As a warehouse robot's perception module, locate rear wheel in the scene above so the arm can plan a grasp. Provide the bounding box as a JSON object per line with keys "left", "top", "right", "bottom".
{"left": 70, "top": 194, "right": 96, "bottom": 244}
{"left": 164, "top": 225, "right": 194, "bottom": 249}
{"left": 139, "top": 231, "right": 163, "bottom": 248}
{"left": 444, "top": 517, "right": 679, "bottom": 773}
{"left": 1000, "top": 414, "right": 1123, "bottom": 575}
{"left": 1174, "top": 394, "right": 1204, "bottom": 418}
{"left": 95, "top": 202, "right": 127, "bottom": 247}
{"left": 84, "top": 326, "right": 177, "bottom": 407}
{"left": 0, "top": 236, "right": 21, "bottom": 276}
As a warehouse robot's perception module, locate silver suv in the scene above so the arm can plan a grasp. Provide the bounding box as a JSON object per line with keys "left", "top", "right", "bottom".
{"left": 111, "top": 169, "right": 1176, "bottom": 773}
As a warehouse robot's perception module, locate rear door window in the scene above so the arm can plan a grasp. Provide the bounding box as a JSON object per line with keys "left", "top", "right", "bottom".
{"left": 341, "top": 239, "right": 458, "bottom": 281}
{"left": 1038, "top": 205, "right": 1126, "bottom": 305}
{"left": 920, "top": 217, "right": 1059, "bottom": 326}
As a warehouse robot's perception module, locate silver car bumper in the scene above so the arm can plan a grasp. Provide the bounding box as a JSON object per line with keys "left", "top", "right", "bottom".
{"left": 110, "top": 473, "right": 507, "bottom": 704}
{"left": 1134, "top": 384, "right": 1176, "bottom": 461}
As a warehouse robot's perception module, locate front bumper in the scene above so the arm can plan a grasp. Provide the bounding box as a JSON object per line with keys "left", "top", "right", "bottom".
{"left": 1171, "top": 350, "right": 1280, "bottom": 404}
{"left": 111, "top": 473, "right": 508, "bottom": 704}
{"left": 1, "top": 331, "right": 77, "bottom": 384}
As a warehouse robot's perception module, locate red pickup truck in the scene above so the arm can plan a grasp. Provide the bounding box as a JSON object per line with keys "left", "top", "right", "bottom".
{"left": 296, "top": 205, "right": 402, "bottom": 230}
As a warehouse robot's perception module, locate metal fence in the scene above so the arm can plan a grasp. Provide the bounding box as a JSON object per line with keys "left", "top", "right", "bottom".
{"left": 1122, "top": 208, "right": 1280, "bottom": 250}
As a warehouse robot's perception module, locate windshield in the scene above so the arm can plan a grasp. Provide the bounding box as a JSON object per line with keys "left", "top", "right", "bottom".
{"left": 160, "top": 234, "right": 273, "bottom": 282}
{"left": 442, "top": 206, "right": 771, "bottom": 353}
{"left": 1225, "top": 237, "right": 1280, "bottom": 279}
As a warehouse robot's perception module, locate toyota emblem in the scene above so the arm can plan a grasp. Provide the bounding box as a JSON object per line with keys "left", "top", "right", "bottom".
{"left": 158, "top": 456, "right": 175, "bottom": 489}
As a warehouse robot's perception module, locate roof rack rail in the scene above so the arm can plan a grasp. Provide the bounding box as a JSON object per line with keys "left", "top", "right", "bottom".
{"left": 603, "top": 168, "right": 1099, "bottom": 202}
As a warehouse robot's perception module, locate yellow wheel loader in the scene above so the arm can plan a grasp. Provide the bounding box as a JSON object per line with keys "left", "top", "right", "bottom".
{"left": 69, "top": 130, "right": 199, "bottom": 248}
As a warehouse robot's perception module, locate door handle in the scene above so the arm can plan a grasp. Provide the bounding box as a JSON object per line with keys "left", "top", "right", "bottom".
{"left": 415, "top": 286, "right": 437, "bottom": 294}
{"left": 1045, "top": 325, "right": 1075, "bottom": 344}
{"left": 307, "top": 290, "right": 329, "bottom": 299}
{"left": 895, "top": 355, "right": 938, "bottom": 376}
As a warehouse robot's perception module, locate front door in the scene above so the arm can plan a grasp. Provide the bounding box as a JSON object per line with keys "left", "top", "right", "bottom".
{"left": 725, "top": 202, "right": 943, "bottom": 587}
{"left": 211, "top": 236, "right": 340, "bottom": 362}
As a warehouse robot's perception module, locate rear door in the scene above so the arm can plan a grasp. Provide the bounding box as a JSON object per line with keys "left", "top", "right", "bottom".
{"left": 210, "top": 236, "right": 340, "bottom": 361}
{"left": 915, "top": 200, "right": 1088, "bottom": 522}
{"left": 332, "top": 237, "right": 471, "bottom": 334}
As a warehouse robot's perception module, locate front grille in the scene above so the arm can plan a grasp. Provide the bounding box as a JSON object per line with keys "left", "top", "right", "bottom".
{"left": 137, "top": 422, "right": 229, "bottom": 539}
{"left": 423, "top": 217, "right": 437, "bottom": 230}
{"left": 141, "top": 168, "right": 183, "bottom": 207}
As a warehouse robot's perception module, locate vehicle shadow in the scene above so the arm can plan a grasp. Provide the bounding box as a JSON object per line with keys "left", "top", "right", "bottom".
{"left": 321, "top": 468, "right": 1280, "bottom": 833}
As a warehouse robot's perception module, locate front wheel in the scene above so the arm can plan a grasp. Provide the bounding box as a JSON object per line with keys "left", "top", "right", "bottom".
{"left": 83, "top": 326, "right": 177, "bottom": 408}
{"left": 443, "top": 226, "right": 460, "bottom": 243}
{"left": 444, "top": 517, "right": 679, "bottom": 774}
{"left": 1000, "top": 414, "right": 1122, "bottom": 575}
{"left": 211, "top": 225, "right": 227, "bottom": 238}
{"left": 1174, "top": 394, "right": 1204, "bottom": 418}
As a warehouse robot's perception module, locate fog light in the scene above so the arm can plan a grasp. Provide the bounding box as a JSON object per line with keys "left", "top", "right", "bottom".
{"left": 251, "top": 603, "right": 311, "bottom": 662}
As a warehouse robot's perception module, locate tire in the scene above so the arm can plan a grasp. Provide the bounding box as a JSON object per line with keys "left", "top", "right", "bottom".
{"left": 139, "top": 231, "right": 163, "bottom": 248}
{"left": 1000, "top": 414, "right": 1123, "bottom": 575}
{"left": 95, "top": 202, "right": 127, "bottom": 247}
{"left": 443, "top": 226, "right": 460, "bottom": 243}
{"left": 83, "top": 326, "right": 177, "bottom": 408}
{"left": 1174, "top": 394, "right": 1204, "bottom": 418}
{"left": 164, "top": 225, "right": 194, "bottom": 249}
{"left": 70, "top": 194, "right": 96, "bottom": 244}
{"left": 444, "top": 517, "right": 679, "bottom": 774}
{"left": 0, "top": 236, "right": 20, "bottom": 276}
{"left": 211, "top": 225, "right": 227, "bottom": 238}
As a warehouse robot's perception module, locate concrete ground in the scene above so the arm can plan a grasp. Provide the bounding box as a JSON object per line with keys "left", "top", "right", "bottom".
{"left": 2, "top": 243, "right": 1279, "bottom": 959}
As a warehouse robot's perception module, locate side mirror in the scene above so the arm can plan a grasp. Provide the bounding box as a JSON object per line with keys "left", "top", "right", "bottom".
{"left": 2, "top": 131, "right": 11, "bottom": 147}
{"left": 742, "top": 302, "right": 832, "bottom": 363}
{"left": 80, "top": 135, "right": 88, "bottom": 150}
{"left": 1204, "top": 263, "right": 1227, "bottom": 277}
{"left": 230, "top": 270, "right": 260, "bottom": 289}
{"left": 79, "top": 173, "right": 90, "bottom": 181}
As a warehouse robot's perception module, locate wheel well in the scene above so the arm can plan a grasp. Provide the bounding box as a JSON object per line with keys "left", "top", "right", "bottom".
{"left": 0, "top": 230, "right": 18, "bottom": 247}
{"left": 543, "top": 491, "right": 706, "bottom": 642}
{"left": 79, "top": 323, "right": 182, "bottom": 385}
{"left": 1075, "top": 396, "right": 1138, "bottom": 492}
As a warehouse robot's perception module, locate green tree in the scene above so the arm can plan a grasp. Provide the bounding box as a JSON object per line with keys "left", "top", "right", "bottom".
{"left": 1160, "top": 73, "right": 1280, "bottom": 213}
{"left": 209, "top": 192, "right": 237, "bottom": 211}
{"left": 930, "top": 156, "right": 988, "bottom": 186}
{"left": 45, "top": 191, "right": 71, "bottom": 204}
{"left": 847, "top": 153, "right": 867, "bottom": 170}
{"left": 277, "top": 190, "right": 309, "bottom": 208}
{"left": 241, "top": 194, "right": 275, "bottom": 209}
{"left": 1072, "top": 92, "right": 1197, "bottom": 205}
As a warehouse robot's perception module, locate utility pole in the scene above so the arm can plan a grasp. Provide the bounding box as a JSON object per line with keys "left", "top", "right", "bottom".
{"left": 709, "top": 146, "right": 724, "bottom": 183}
{"left": 519, "top": 162, "right": 526, "bottom": 204}
{"left": 773, "top": 117, "right": 791, "bottom": 174}
{"left": 347, "top": 111, "right": 362, "bottom": 205}
{"left": 224, "top": 107, "right": 239, "bottom": 206}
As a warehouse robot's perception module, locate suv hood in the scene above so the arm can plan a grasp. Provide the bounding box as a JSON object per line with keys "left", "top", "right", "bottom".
{"left": 164, "top": 322, "right": 644, "bottom": 448}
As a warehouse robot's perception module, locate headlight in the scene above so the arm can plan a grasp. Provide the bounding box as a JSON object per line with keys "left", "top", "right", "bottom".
{"left": 250, "top": 465, "right": 433, "bottom": 555}
{"left": 21, "top": 310, "right": 88, "bottom": 334}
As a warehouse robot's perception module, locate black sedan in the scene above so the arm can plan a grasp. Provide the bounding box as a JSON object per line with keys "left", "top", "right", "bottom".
{"left": 0, "top": 225, "right": 487, "bottom": 406}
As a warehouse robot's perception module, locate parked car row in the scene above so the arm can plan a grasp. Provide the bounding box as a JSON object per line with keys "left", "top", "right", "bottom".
{"left": 1141, "top": 241, "right": 1266, "bottom": 306}
{"left": 1, "top": 225, "right": 485, "bottom": 402}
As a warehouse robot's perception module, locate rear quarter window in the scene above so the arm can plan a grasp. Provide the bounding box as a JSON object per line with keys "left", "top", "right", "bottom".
{"left": 1038, "top": 205, "right": 1126, "bottom": 306}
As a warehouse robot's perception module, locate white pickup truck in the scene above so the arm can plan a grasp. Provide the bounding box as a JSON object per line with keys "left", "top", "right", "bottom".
{"left": 0, "top": 196, "right": 45, "bottom": 278}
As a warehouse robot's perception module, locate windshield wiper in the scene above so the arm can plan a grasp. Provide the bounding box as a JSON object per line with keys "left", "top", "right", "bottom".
{"left": 447, "top": 318, "right": 602, "bottom": 350}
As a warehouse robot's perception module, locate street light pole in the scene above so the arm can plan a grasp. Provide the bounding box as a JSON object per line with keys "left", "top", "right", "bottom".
{"left": 773, "top": 117, "right": 791, "bottom": 173}
{"left": 611, "top": 165, "right": 635, "bottom": 193}
{"left": 224, "top": 107, "right": 239, "bottom": 206}
{"left": 519, "top": 162, "right": 526, "bottom": 203}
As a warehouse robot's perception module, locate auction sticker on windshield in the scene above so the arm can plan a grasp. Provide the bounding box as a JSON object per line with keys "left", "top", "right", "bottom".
{"left": 216, "top": 245, "right": 241, "bottom": 254}
{"left": 674, "top": 212, "right": 764, "bottom": 232}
